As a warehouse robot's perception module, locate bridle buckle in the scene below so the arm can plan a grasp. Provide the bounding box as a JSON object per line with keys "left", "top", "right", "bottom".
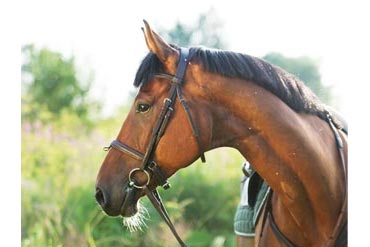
{"left": 147, "top": 161, "right": 171, "bottom": 190}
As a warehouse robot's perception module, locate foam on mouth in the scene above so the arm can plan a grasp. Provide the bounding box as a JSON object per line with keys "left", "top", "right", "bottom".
{"left": 122, "top": 200, "right": 149, "bottom": 232}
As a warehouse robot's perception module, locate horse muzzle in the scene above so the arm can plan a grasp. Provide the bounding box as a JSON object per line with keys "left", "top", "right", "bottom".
{"left": 95, "top": 184, "right": 140, "bottom": 217}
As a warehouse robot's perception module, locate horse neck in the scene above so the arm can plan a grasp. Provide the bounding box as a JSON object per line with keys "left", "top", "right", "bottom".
{"left": 205, "top": 76, "right": 346, "bottom": 243}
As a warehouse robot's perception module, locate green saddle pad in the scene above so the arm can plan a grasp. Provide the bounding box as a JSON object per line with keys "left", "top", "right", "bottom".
{"left": 234, "top": 174, "right": 270, "bottom": 236}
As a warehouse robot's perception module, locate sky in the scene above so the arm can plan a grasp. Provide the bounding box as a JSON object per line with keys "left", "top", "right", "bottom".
{"left": 19, "top": 0, "right": 369, "bottom": 118}
{"left": 2, "top": 0, "right": 369, "bottom": 245}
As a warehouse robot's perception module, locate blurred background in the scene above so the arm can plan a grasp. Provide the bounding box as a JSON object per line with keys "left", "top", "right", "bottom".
{"left": 18, "top": 0, "right": 367, "bottom": 246}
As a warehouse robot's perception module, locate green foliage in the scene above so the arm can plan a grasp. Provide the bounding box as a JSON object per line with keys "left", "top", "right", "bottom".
{"left": 22, "top": 108, "right": 105, "bottom": 246}
{"left": 168, "top": 149, "right": 242, "bottom": 230}
{"left": 22, "top": 44, "right": 100, "bottom": 122}
{"left": 161, "top": 8, "right": 227, "bottom": 49}
{"left": 263, "top": 52, "right": 332, "bottom": 104}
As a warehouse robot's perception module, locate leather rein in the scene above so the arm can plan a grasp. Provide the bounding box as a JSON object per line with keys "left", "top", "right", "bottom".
{"left": 106, "top": 48, "right": 204, "bottom": 247}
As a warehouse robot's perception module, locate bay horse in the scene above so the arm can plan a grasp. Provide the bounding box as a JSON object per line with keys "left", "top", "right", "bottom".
{"left": 95, "top": 20, "right": 347, "bottom": 247}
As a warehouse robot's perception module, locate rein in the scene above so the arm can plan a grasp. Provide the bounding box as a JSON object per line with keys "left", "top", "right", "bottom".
{"left": 106, "top": 48, "right": 205, "bottom": 247}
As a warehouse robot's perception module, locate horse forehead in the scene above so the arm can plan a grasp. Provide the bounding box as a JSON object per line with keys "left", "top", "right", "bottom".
{"left": 139, "top": 78, "right": 169, "bottom": 94}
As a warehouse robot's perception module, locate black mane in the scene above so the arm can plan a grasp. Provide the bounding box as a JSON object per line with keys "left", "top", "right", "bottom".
{"left": 134, "top": 47, "right": 329, "bottom": 121}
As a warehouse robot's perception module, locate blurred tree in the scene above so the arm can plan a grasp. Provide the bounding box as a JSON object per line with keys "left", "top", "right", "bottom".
{"left": 263, "top": 52, "right": 331, "bottom": 104}
{"left": 22, "top": 44, "right": 99, "bottom": 121}
{"left": 161, "top": 8, "right": 227, "bottom": 49}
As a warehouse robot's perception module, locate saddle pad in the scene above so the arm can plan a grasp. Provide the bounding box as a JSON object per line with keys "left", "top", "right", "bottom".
{"left": 234, "top": 172, "right": 270, "bottom": 236}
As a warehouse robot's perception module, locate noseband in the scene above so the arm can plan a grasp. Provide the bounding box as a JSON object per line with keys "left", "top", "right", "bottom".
{"left": 105, "top": 48, "right": 204, "bottom": 247}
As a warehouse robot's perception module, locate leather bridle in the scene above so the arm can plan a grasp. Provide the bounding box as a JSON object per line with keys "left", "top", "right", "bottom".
{"left": 105, "top": 48, "right": 205, "bottom": 247}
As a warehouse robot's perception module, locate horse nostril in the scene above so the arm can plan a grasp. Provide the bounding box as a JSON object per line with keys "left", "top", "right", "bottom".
{"left": 95, "top": 187, "right": 106, "bottom": 207}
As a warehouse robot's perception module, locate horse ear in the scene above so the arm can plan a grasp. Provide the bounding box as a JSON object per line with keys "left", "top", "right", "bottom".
{"left": 142, "top": 20, "right": 178, "bottom": 66}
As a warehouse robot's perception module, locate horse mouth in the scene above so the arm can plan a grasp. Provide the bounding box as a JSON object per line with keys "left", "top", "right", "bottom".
{"left": 119, "top": 187, "right": 141, "bottom": 217}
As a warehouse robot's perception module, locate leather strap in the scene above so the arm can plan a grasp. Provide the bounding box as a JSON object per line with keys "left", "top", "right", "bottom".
{"left": 110, "top": 140, "right": 144, "bottom": 161}
{"left": 258, "top": 189, "right": 298, "bottom": 247}
{"left": 147, "top": 161, "right": 171, "bottom": 190}
{"left": 268, "top": 209, "right": 298, "bottom": 247}
{"left": 325, "top": 113, "right": 347, "bottom": 247}
{"left": 174, "top": 48, "right": 189, "bottom": 83}
{"left": 143, "top": 186, "right": 187, "bottom": 247}
{"left": 177, "top": 85, "right": 206, "bottom": 162}
{"left": 110, "top": 140, "right": 171, "bottom": 189}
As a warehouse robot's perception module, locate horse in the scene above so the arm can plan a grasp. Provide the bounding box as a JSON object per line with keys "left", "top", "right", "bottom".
{"left": 95, "top": 20, "right": 347, "bottom": 247}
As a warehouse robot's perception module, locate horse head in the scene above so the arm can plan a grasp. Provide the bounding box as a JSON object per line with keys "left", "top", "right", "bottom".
{"left": 95, "top": 21, "right": 211, "bottom": 218}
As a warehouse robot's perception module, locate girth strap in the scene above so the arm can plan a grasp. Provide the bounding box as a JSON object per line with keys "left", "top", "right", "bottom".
{"left": 267, "top": 208, "right": 298, "bottom": 247}
{"left": 259, "top": 190, "right": 299, "bottom": 247}
{"left": 267, "top": 202, "right": 298, "bottom": 247}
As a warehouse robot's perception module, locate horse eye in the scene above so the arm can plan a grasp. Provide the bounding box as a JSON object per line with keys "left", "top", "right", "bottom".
{"left": 136, "top": 103, "right": 151, "bottom": 113}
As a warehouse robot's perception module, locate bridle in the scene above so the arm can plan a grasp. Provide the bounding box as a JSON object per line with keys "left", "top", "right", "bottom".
{"left": 105, "top": 48, "right": 204, "bottom": 247}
